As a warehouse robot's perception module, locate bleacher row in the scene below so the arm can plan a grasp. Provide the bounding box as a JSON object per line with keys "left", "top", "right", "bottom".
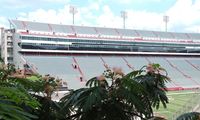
{"left": 11, "top": 20, "right": 200, "bottom": 41}
{"left": 23, "top": 55, "right": 200, "bottom": 90}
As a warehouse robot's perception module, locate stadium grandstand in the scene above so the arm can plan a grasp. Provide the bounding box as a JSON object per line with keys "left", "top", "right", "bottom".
{"left": 1, "top": 19, "right": 200, "bottom": 89}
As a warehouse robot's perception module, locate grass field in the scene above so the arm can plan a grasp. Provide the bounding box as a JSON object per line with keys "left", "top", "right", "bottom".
{"left": 154, "top": 90, "right": 200, "bottom": 119}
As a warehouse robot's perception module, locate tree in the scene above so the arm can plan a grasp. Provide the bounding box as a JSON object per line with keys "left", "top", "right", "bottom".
{"left": 0, "top": 60, "right": 63, "bottom": 120}
{"left": 0, "top": 58, "right": 171, "bottom": 120}
{"left": 31, "top": 74, "right": 65, "bottom": 120}
{"left": 60, "top": 64, "right": 170, "bottom": 120}
{"left": 176, "top": 112, "right": 200, "bottom": 120}
{"left": 0, "top": 61, "right": 40, "bottom": 120}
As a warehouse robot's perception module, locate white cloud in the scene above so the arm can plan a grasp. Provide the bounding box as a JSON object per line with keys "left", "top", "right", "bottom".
{"left": 1, "top": 0, "right": 70, "bottom": 9}
{"left": 17, "top": 1, "right": 102, "bottom": 27}
{"left": 126, "top": 10, "right": 163, "bottom": 31}
{"left": 6, "top": 0, "right": 200, "bottom": 33}
{"left": 17, "top": 0, "right": 102, "bottom": 26}
{"left": 185, "top": 26, "right": 200, "bottom": 33}
{"left": 0, "top": 16, "right": 7, "bottom": 28}
{"left": 95, "top": 6, "right": 163, "bottom": 30}
{"left": 118, "top": 0, "right": 132, "bottom": 4}
{"left": 95, "top": 5, "right": 121, "bottom": 28}
{"left": 43, "top": 0, "right": 70, "bottom": 3}
{"left": 76, "top": 2, "right": 101, "bottom": 26}
{"left": 119, "top": 0, "right": 200, "bottom": 32}
{"left": 18, "top": 6, "right": 72, "bottom": 24}
{"left": 166, "top": 0, "right": 200, "bottom": 32}
{"left": 115, "top": 0, "right": 161, "bottom": 4}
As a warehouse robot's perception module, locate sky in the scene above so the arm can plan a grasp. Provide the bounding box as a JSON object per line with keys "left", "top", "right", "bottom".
{"left": 0, "top": 0, "right": 200, "bottom": 33}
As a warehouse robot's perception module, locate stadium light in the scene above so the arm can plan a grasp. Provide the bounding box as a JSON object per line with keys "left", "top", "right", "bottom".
{"left": 163, "top": 15, "right": 169, "bottom": 32}
{"left": 69, "top": 5, "right": 78, "bottom": 25}
{"left": 121, "top": 11, "right": 127, "bottom": 29}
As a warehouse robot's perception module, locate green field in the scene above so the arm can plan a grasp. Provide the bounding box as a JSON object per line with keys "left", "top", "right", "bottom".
{"left": 154, "top": 90, "right": 200, "bottom": 119}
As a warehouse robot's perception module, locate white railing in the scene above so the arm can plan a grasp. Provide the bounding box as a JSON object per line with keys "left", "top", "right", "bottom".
{"left": 20, "top": 56, "right": 38, "bottom": 74}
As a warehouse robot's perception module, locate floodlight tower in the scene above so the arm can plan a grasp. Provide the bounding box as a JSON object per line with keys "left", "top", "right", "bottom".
{"left": 163, "top": 15, "right": 169, "bottom": 32}
{"left": 121, "top": 11, "right": 127, "bottom": 29}
{"left": 69, "top": 5, "right": 78, "bottom": 25}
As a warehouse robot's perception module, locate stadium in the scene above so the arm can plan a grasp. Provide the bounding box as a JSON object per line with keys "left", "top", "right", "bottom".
{"left": 1, "top": 19, "right": 200, "bottom": 118}
{"left": 1, "top": 19, "right": 200, "bottom": 89}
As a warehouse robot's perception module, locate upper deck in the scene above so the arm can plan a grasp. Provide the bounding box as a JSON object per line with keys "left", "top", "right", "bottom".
{"left": 10, "top": 20, "right": 200, "bottom": 54}
{"left": 10, "top": 20, "right": 200, "bottom": 43}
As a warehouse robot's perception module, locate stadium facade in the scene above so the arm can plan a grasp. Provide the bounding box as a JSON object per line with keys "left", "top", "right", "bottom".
{"left": 1, "top": 19, "right": 200, "bottom": 89}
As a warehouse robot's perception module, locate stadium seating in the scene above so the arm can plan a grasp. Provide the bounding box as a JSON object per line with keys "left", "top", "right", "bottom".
{"left": 11, "top": 20, "right": 200, "bottom": 42}
{"left": 73, "top": 26, "right": 98, "bottom": 35}
{"left": 149, "top": 57, "right": 199, "bottom": 88}
{"left": 23, "top": 55, "right": 200, "bottom": 89}
{"left": 10, "top": 20, "right": 25, "bottom": 30}
{"left": 51, "top": 24, "right": 74, "bottom": 34}
{"left": 75, "top": 56, "right": 105, "bottom": 80}
{"left": 10, "top": 20, "right": 200, "bottom": 90}
{"left": 101, "top": 56, "right": 131, "bottom": 73}
{"left": 154, "top": 31, "right": 174, "bottom": 39}
{"left": 26, "top": 22, "right": 50, "bottom": 32}
{"left": 24, "top": 55, "right": 85, "bottom": 89}
{"left": 136, "top": 30, "right": 157, "bottom": 38}
{"left": 173, "top": 33, "right": 190, "bottom": 40}
{"left": 117, "top": 29, "right": 139, "bottom": 37}
{"left": 188, "top": 33, "right": 200, "bottom": 40}
{"left": 95, "top": 27, "right": 119, "bottom": 36}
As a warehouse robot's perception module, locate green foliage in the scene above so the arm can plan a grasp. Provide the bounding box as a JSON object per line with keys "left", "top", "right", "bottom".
{"left": 32, "top": 95, "right": 63, "bottom": 120}
{"left": 0, "top": 57, "right": 173, "bottom": 120}
{"left": 129, "top": 64, "right": 169, "bottom": 109}
{"left": 18, "top": 75, "right": 63, "bottom": 120}
{"left": 60, "top": 63, "right": 170, "bottom": 120}
{"left": 0, "top": 86, "right": 39, "bottom": 108}
{"left": 26, "top": 74, "right": 42, "bottom": 81}
{"left": 0, "top": 87, "right": 39, "bottom": 120}
{"left": 176, "top": 112, "right": 200, "bottom": 120}
{"left": 0, "top": 60, "right": 40, "bottom": 120}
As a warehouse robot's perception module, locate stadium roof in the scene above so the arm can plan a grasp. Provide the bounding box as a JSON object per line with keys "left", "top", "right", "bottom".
{"left": 10, "top": 19, "right": 200, "bottom": 40}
